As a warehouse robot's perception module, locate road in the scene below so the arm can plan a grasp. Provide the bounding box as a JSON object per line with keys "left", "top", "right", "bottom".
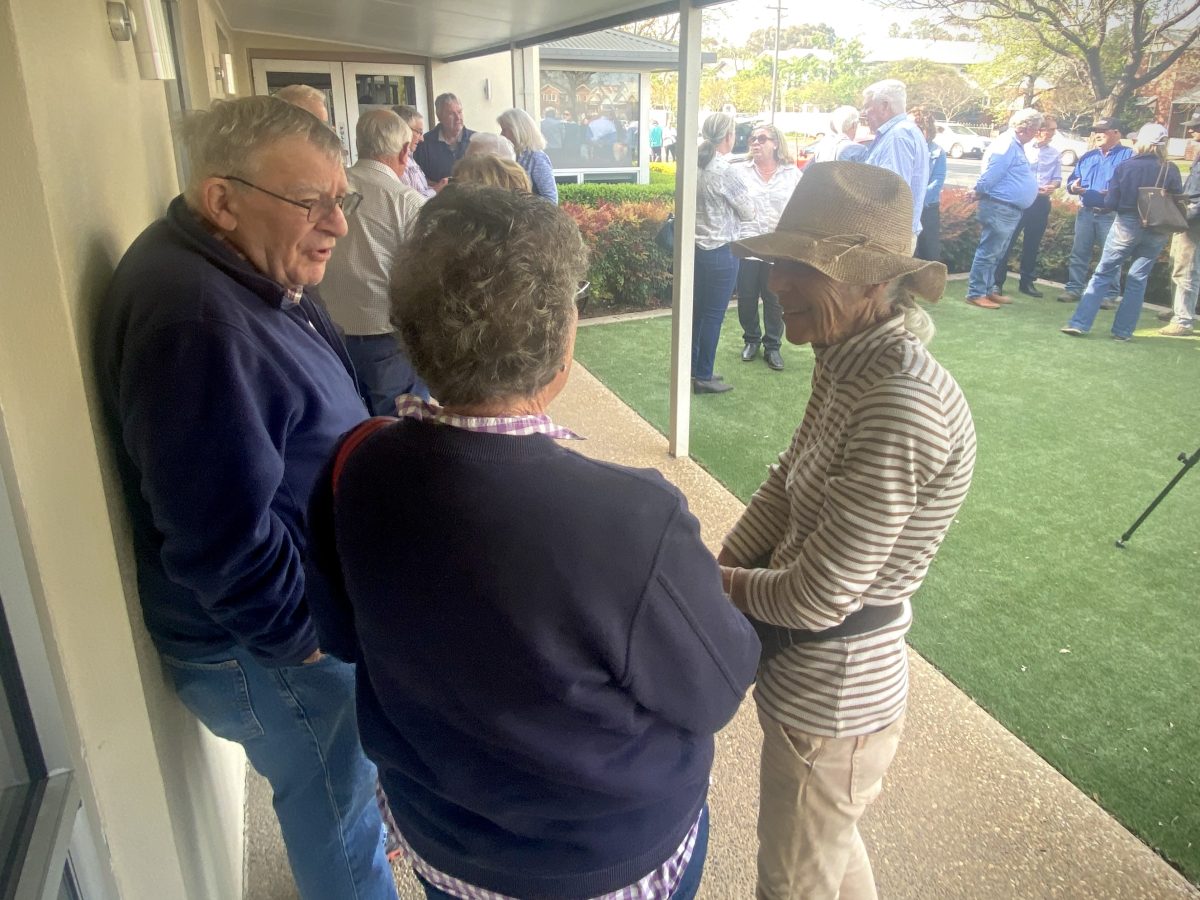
{"left": 945, "top": 156, "right": 1076, "bottom": 188}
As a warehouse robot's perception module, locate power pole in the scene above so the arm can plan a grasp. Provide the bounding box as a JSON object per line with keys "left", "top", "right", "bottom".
{"left": 767, "top": 2, "right": 786, "bottom": 123}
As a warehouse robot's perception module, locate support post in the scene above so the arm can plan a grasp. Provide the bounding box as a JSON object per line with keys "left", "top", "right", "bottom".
{"left": 668, "top": 0, "right": 702, "bottom": 458}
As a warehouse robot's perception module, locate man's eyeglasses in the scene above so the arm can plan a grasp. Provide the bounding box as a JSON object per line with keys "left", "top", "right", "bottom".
{"left": 749, "top": 134, "right": 773, "bottom": 144}
{"left": 574, "top": 281, "right": 591, "bottom": 315}
{"left": 220, "top": 175, "right": 362, "bottom": 222}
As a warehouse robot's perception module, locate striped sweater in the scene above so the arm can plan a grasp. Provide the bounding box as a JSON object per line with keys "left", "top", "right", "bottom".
{"left": 723, "top": 316, "right": 976, "bottom": 737}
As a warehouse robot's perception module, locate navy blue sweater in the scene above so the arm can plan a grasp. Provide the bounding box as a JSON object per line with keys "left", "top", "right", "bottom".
{"left": 1105, "top": 153, "right": 1183, "bottom": 213}
{"left": 306, "top": 419, "right": 760, "bottom": 898}
{"left": 97, "top": 197, "right": 368, "bottom": 665}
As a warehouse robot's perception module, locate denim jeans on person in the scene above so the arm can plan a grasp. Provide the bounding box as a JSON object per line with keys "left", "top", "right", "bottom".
{"left": 414, "top": 807, "right": 711, "bottom": 900}
{"left": 1068, "top": 213, "right": 1170, "bottom": 338}
{"left": 966, "top": 198, "right": 1023, "bottom": 299}
{"left": 737, "top": 258, "right": 784, "bottom": 351}
{"left": 692, "top": 244, "right": 740, "bottom": 381}
{"left": 1065, "top": 207, "right": 1120, "bottom": 298}
{"left": 345, "top": 332, "right": 429, "bottom": 416}
{"left": 1169, "top": 223, "right": 1200, "bottom": 328}
{"left": 161, "top": 645, "right": 398, "bottom": 900}
{"left": 996, "top": 193, "right": 1050, "bottom": 291}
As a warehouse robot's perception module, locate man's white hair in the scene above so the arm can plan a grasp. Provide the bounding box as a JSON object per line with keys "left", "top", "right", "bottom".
{"left": 1008, "top": 108, "right": 1043, "bottom": 131}
{"left": 863, "top": 79, "right": 907, "bottom": 116}
{"left": 464, "top": 132, "right": 516, "bottom": 161}
{"left": 274, "top": 84, "right": 329, "bottom": 123}
{"left": 356, "top": 109, "right": 410, "bottom": 159}
{"left": 497, "top": 108, "right": 546, "bottom": 154}
{"left": 830, "top": 105, "right": 860, "bottom": 137}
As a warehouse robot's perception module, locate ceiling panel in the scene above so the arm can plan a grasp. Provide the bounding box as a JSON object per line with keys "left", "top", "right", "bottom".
{"left": 221, "top": 0, "right": 686, "bottom": 59}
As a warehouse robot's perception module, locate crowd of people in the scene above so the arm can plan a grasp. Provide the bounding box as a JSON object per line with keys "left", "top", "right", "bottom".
{"left": 97, "top": 80, "right": 989, "bottom": 900}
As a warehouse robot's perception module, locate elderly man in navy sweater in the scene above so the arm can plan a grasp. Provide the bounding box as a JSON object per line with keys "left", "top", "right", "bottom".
{"left": 965, "top": 108, "right": 1041, "bottom": 309}
{"left": 96, "top": 97, "right": 397, "bottom": 900}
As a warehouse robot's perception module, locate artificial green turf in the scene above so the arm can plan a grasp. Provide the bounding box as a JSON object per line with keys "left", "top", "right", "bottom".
{"left": 574, "top": 281, "right": 1200, "bottom": 882}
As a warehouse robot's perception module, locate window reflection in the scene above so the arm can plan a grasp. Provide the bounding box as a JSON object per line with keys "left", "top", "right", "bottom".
{"left": 539, "top": 70, "right": 639, "bottom": 168}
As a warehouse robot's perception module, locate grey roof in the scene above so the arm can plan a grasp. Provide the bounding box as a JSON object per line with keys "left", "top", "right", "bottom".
{"left": 539, "top": 28, "right": 716, "bottom": 70}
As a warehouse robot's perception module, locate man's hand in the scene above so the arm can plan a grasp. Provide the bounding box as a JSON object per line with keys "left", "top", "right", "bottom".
{"left": 431, "top": 178, "right": 449, "bottom": 193}
{"left": 301, "top": 648, "right": 324, "bottom": 665}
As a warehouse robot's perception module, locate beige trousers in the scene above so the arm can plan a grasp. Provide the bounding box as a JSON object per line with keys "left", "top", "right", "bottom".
{"left": 756, "top": 706, "right": 905, "bottom": 900}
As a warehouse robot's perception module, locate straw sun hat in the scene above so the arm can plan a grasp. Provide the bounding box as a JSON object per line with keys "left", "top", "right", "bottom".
{"left": 732, "top": 161, "right": 946, "bottom": 301}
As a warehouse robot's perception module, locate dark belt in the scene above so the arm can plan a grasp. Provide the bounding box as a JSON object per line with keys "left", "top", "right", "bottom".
{"left": 744, "top": 602, "right": 906, "bottom": 667}
{"left": 1083, "top": 206, "right": 1115, "bottom": 215}
{"left": 982, "top": 195, "right": 1024, "bottom": 211}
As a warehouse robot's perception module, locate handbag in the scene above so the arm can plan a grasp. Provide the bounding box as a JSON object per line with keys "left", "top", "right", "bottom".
{"left": 654, "top": 212, "right": 675, "bottom": 254}
{"left": 1137, "top": 163, "right": 1188, "bottom": 234}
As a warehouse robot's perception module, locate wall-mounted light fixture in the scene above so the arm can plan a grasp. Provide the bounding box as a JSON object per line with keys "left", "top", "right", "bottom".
{"left": 483, "top": 77, "right": 491, "bottom": 101}
{"left": 105, "top": 0, "right": 176, "bottom": 81}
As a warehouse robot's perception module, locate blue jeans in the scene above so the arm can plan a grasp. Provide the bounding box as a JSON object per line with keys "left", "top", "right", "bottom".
{"left": 692, "top": 245, "right": 739, "bottom": 380}
{"left": 967, "top": 198, "right": 1023, "bottom": 299}
{"left": 737, "top": 259, "right": 784, "bottom": 351}
{"left": 1065, "top": 207, "right": 1119, "bottom": 297}
{"left": 345, "top": 332, "right": 429, "bottom": 416}
{"left": 1068, "top": 213, "right": 1169, "bottom": 338}
{"left": 415, "top": 806, "right": 710, "bottom": 900}
{"left": 162, "top": 646, "right": 398, "bottom": 900}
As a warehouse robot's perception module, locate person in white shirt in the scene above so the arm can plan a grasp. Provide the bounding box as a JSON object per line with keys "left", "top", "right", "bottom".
{"left": 737, "top": 124, "right": 801, "bottom": 371}
{"left": 321, "top": 109, "right": 427, "bottom": 413}
{"left": 392, "top": 105, "right": 437, "bottom": 199}
{"left": 995, "top": 115, "right": 1063, "bottom": 297}
{"left": 810, "top": 106, "right": 860, "bottom": 164}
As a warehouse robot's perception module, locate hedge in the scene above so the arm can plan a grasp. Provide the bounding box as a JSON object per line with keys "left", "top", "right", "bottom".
{"left": 562, "top": 184, "right": 1175, "bottom": 314}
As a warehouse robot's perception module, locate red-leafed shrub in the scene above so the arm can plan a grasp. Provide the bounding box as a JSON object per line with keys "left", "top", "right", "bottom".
{"left": 563, "top": 200, "right": 673, "bottom": 313}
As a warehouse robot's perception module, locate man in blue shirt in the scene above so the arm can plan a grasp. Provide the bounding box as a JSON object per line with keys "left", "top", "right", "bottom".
{"left": 965, "top": 108, "right": 1041, "bottom": 308}
{"left": 995, "top": 115, "right": 1063, "bottom": 297}
{"left": 413, "top": 92, "right": 476, "bottom": 186}
{"left": 1058, "top": 117, "right": 1133, "bottom": 303}
{"left": 862, "top": 79, "right": 930, "bottom": 245}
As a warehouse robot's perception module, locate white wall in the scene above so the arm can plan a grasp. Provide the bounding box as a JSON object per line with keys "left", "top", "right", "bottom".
{"left": 0, "top": 0, "right": 246, "bottom": 896}
{"left": 431, "top": 52, "right": 514, "bottom": 134}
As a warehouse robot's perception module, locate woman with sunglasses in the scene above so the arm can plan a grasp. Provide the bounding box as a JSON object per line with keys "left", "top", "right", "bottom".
{"left": 737, "top": 124, "right": 801, "bottom": 371}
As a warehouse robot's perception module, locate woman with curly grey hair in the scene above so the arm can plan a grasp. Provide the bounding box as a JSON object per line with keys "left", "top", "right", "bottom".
{"left": 305, "top": 184, "right": 759, "bottom": 900}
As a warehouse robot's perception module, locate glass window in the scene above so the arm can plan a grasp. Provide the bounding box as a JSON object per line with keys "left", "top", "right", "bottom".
{"left": 539, "top": 70, "right": 639, "bottom": 169}
{"left": 353, "top": 74, "right": 416, "bottom": 111}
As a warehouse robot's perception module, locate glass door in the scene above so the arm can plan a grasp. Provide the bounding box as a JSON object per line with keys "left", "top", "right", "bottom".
{"left": 342, "top": 63, "right": 427, "bottom": 162}
{"left": 251, "top": 59, "right": 353, "bottom": 160}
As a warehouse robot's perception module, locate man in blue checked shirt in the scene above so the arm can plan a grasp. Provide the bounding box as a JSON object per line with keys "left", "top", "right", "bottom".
{"left": 995, "top": 115, "right": 1062, "bottom": 297}
{"left": 1058, "top": 117, "right": 1133, "bottom": 304}
{"left": 965, "top": 108, "right": 1041, "bottom": 309}
{"left": 862, "top": 79, "right": 929, "bottom": 246}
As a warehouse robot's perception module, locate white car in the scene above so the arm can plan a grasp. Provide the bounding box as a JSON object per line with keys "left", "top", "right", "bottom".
{"left": 934, "top": 122, "right": 991, "bottom": 159}
{"left": 1050, "top": 130, "right": 1091, "bottom": 167}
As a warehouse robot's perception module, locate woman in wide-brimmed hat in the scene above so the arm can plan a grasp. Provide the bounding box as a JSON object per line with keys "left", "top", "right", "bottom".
{"left": 716, "top": 161, "right": 977, "bottom": 899}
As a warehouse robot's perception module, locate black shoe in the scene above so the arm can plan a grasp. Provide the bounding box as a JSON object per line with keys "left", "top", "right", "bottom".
{"left": 764, "top": 349, "right": 784, "bottom": 370}
{"left": 1019, "top": 283, "right": 1043, "bottom": 298}
{"left": 741, "top": 343, "right": 759, "bottom": 362}
{"left": 693, "top": 378, "right": 733, "bottom": 394}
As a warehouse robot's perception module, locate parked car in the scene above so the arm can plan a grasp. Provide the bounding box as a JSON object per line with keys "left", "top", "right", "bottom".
{"left": 1051, "top": 130, "right": 1092, "bottom": 167}
{"left": 934, "top": 122, "right": 991, "bottom": 159}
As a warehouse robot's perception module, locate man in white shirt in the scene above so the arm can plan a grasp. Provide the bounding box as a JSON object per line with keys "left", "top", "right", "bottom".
{"left": 321, "top": 109, "right": 428, "bottom": 413}
{"left": 995, "top": 115, "right": 1063, "bottom": 297}
{"left": 862, "top": 79, "right": 929, "bottom": 244}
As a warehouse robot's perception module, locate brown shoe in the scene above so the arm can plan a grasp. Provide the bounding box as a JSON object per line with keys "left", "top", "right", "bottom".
{"left": 966, "top": 296, "right": 1001, "bottom": 309}
{"left": 988, "top": 292, "right": 1013, "bottom": 305}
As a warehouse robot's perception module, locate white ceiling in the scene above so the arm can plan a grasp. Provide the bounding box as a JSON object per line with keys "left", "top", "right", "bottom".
{"left": 220, "top": 0, "right": 696, "bottom": 60}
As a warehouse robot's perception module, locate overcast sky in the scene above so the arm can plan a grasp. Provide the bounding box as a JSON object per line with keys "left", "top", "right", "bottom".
{"left": 708, "top": 0, "right": 926, "bottom": 45}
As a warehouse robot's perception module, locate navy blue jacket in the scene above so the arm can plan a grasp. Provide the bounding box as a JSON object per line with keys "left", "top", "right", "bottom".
{"left": 413, "top": 125, "right": 476, "bottom": 184}
{"left": 307, "top": 419, "right": 760, "bottom": 898}
{"left": 1182, "top": 165, "right": 1200, "bottom": 221}
{"left": 97, "top": 196, "right": 368, "bottom": 665}
{"left": 1105, "top": 153, "right": 1183, "bottom": 213}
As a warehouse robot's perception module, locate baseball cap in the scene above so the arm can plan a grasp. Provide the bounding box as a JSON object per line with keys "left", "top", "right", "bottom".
{"left": 1135, "top": 122, "right": 1169, "bottom": 145}
{"left": 1089, "top": 117, "right": 1124, "bottom": 133}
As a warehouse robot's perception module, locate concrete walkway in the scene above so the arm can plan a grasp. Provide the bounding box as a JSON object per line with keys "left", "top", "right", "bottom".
{"left": 246, "top": 361, "right": 1196, "bottom": 900}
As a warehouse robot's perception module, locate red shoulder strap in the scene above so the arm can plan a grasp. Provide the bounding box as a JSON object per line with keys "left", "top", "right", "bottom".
{"left": 331, "top": 417, "right": 393, "bottom": 498}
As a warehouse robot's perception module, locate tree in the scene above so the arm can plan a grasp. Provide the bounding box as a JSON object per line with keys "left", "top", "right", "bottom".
{"left": 744, "top": 23, "right": 838, "bottom": 53}
{"left": 877, "top": 0, "right": 1200, "bottom": 118}
{"left": 876, "top": 59, "right": 986, "bottom": 119}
